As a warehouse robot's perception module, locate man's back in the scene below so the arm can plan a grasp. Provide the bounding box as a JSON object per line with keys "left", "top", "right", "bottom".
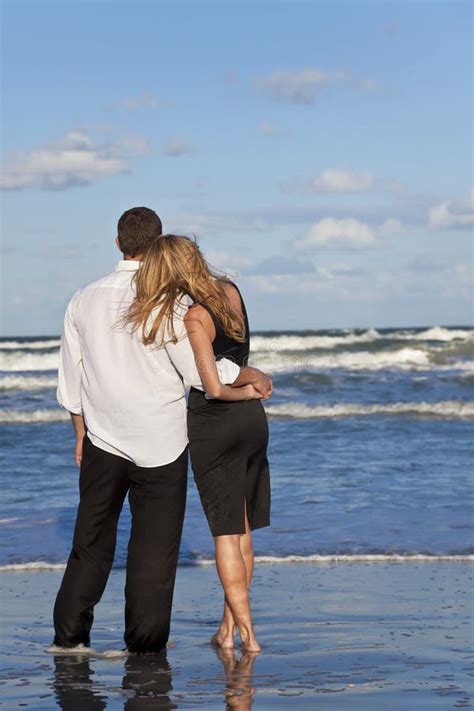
{"left": 58, "top": 261, "right": 190, "bottom": 467}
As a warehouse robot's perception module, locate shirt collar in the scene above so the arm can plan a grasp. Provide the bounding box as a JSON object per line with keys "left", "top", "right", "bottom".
{"left": 115, "top": 260, "right": 141, "bottom": 272}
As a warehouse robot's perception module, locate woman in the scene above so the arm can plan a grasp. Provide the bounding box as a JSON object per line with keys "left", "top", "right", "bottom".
{"left": 126, "top": 235, "right": 271, "bottom": 653}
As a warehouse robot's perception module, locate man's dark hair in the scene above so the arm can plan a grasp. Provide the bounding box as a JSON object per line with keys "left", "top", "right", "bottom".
{"left": 117, "top": 207, "right": 163, "bottom": 257}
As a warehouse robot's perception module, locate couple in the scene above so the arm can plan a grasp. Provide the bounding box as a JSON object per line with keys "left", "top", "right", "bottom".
{"left": 52, "top": 206, "right": 271, "bottom": 655}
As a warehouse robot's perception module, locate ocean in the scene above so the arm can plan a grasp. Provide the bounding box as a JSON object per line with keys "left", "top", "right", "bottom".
{"left": 0, "top": 326, "right": 473, "bottom": 570}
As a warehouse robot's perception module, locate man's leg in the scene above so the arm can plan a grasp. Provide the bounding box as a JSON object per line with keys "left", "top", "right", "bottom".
{"left": 53, "top": 437, "right": 129, "bottom": 647}
{"left": 124, "top": 447, "right": 188, "bottom": 653}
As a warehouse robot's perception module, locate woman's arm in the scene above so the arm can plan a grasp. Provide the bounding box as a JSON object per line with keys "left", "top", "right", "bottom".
{"left": 184, "top": 308, "right": 261, "bottom": 401}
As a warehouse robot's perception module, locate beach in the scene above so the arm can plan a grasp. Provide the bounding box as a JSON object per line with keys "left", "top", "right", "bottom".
{"left": 2, "top": 0, "right": 473, "bottom": 702}
{"left": 1, "top": 561, "right": 473, "bottom": 709}
{"left": 1, "top": 327, "right": 473, "bottom": 708}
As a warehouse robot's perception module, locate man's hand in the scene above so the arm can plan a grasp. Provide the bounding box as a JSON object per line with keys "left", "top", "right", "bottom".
{"left": 75, "top": 436, "right": 84, "bottom": 468}
{"left": 253, "top": 373, "right": 273, "bottom": 400}
{"left": 232, "top": 366, "right": 273, "bottom": 400}
{"left": 70, "top": 412, "right": 86, "bottom": 468}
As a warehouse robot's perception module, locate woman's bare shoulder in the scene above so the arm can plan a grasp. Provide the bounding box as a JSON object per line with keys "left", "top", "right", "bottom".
{"left": 220, "top": 280, "right": 243, "bottom": 313}
{"left": 184, "top": 303, "right": 216, "bottom": 340}
{"left": 184, "top": 303, "right": 208, "bottom": 322}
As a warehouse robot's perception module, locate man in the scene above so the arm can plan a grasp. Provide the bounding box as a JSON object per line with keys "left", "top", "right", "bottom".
{"left": 52, "top": 207, "right": 271, "bottom": 654}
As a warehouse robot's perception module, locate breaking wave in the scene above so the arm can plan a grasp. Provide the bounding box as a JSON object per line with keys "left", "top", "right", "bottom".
{"left": 250, "top": 347, "right": 473, "bottom": 373}
{"left": 1, "top": 327, "right": 472, "bottom": 374}
{"left": 265, "top": 400, "right": 474, "bottom": 419}
{"left": 0, "top": 351, "right": 59, "bottom": 372}
{"left": 0, "top": 375, "right": 58, "bottom": 391}
{"left": 0, "top": 339, "right": 61, "bottom": 350}
{"left": 1, "top": 553, "right": 473, "bottom": 572}
{"left": 250, "top": 326, "right": 473, "bottom": 353}
{"left": 0, "top": 409, "right": 68, "bottom": 424}
{"left": 411, "top": 327, "right": 473, "bottom": 342}
{"left": 251, "top": 329, "right": 381, "bottom": 352}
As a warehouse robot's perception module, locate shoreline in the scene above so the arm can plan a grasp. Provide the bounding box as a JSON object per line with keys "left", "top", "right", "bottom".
{"left": 1, "top": 561, "right": 472, "bottom": 709}
{"left": 1, "top": 553, "right": 473, "bottom": 572}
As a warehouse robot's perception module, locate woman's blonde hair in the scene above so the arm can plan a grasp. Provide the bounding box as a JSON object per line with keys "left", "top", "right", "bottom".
{"left": 125, "top": 234, "right": 246, "bottom": 346}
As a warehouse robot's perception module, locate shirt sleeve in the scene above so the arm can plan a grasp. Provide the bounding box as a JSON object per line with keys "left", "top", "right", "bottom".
{"left": 57, "top": 291, "right": 83, "bottom": 415}
{"left": 164, "top": 297, "right": 240, "bottom": 390}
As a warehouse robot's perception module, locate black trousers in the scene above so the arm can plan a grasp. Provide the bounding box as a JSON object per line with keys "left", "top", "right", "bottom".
{"left": 53, "top": 436, "right": 188, "bottom": 653}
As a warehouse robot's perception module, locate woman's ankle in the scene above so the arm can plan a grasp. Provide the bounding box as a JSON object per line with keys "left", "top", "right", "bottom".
{"left": 238, "top": 623, "right": 255, "bottom": 643}
{"left": 238, "top": 625, "right": 261, "bottom": 652}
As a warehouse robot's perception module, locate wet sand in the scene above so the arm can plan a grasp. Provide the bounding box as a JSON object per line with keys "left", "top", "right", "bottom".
{"left": 0, "top": 562, "right": 473, "bottom": 709}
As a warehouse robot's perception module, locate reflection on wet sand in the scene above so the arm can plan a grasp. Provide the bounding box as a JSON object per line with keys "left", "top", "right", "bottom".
{"left": 52, "top": 652, "right": 176, "bottom": 710}
{"left": 122, "top": 653, "right": 175, "bottom": 710}
{"left": 52, "top": 655, "right": 107, "bottom": 711}
{"left": 215, "top": 648, "right": 257, "bottom": 710}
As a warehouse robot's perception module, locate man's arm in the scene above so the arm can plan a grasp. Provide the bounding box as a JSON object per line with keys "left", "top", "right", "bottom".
{"left": 232, "top": 366, "right": 273, "bottom": 399}
{"left": 70, "top": 413, "right": 86, "bottom": 467}
{"left": 57, "top": 292, "right": 83, "bottom": 415}
{"left": 57, "top": 292, "right": 85, "bottom": 466}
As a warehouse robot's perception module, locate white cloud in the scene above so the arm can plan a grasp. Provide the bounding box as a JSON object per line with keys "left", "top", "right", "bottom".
{"left": 242, "top": 259, "right": 472, "bottom": 303}
{"left": 377, "top": 218, "right": 406, "bottom": 236}
{"left": 0, "top": 130, "right": 150, "bottom": 190}
{"left": 354, "top": 78, "right": 377, "bottom": 92}
{"left": 295, "top": 218, "right": 377, "bottom": 250}
{"left": 428, "top": 189, "right": 474, "bottom": 230}
{"left": 242, "top": 263, "right": 365, "bottom": 295}
{"left": 282, "top": 169, "right": 375, "bottom": 194}
{"left": 247, "top": 256, "right": 315, "bottom": 276}
{"left": 168, "top": 211, "right": 268, "bottom": 236}
{"left": 117, "top": 92, "right": 168, "bottom": 111}
{"left": 162, "top": 137, "right": 196, "bottom": 157}
{"left": 256, "top": 68, "right": 376, "bottom": 104}
{"left": 258, "top": 121, "right": 279, "bottom": 136}
{"left": 243, "top": 273, "right": 318, "bottom": 294}
{"left": 114, "top": 135, "right": 150, "bottom": 155}
{"left": 280, "top": 170, "right": 407, "bottom": 195}
{"left": 205, "top": 249, "right": 257, "bottom": 272}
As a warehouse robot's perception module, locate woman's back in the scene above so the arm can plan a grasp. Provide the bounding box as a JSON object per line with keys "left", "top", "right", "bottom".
{"left": 198, "top": 281, "right": 250, "bottom": 367}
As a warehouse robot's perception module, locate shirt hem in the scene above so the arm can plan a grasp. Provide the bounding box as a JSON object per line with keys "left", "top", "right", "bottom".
{"left": 86, "top": 432, "right": 189, "bottom": 468}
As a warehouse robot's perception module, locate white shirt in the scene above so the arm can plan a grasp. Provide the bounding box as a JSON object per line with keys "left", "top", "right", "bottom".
{"left": 57, "top": 261, "right": 240, "bottom": 467}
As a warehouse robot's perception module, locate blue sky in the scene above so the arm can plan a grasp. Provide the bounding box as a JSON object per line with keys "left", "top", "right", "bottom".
{"left": 1, "top": 0, "right": 472, "bottom": 334}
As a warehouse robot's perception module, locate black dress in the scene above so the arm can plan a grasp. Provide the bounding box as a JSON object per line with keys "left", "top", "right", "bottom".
{"left": 187, "top": 285, "right": 271, "bottom": 537}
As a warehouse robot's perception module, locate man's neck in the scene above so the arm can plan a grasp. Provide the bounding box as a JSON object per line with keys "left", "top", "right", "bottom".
{"left": 123, "top": 254, "right": 143, "bottom": 261}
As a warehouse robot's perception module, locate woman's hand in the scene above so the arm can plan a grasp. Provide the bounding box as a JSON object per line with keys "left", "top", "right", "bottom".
{"left": 243, "top": 384, "right": 264, "bottom": 400}
{"left": 249, "top": 379, "right": 273, "bottom": 400}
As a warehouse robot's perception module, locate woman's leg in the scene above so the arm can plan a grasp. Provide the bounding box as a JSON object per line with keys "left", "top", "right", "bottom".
{"left": 213, "top": 510, "right": 260, "bottom": 652}
{"left": 214, "top": 508, "right": 255, "bottom": 647}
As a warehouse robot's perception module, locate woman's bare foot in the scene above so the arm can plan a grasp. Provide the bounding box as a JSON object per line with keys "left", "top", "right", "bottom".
{"left": 238, "top": 627, "right": 261, "bottom": 653}
{"left": 211, "top": 624, "right": 236, "bottom": 649}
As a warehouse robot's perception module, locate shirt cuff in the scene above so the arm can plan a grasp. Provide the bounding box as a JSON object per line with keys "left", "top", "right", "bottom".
{"left": 56, "top": 389, "right": 82, "bottom": 416}
{"left": 216, "top": 359, "right": 240, "bottom": 385}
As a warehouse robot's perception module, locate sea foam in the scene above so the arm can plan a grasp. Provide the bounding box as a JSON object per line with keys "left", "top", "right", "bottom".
{"left": 250, "top": 347, "right": 450, "bottom": 373}
{"left": 0, "top": 375, "right": 58, "bottom": 391}
{"left": 412, "top": 327, "right": 474, "bottom": 342}
{"left": 0, "top": 351, "right": 59, "bottom": 372}
{"left": 1, "top": 553, "right": 473, "bottom": 572}
{"left": 250, "top": 327, "right": 473, "bottom": 353}
{"left": 250, "top": 329, "right": 381, "bottom": 352}
{"left": 0, "top": 409, "right": 68, "bottom": 424}
{"left": 0, "top": 339, "right": 61, "bottom": 350}
{"left": 264, "top": 400, "right": 474, "bottom": 419}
